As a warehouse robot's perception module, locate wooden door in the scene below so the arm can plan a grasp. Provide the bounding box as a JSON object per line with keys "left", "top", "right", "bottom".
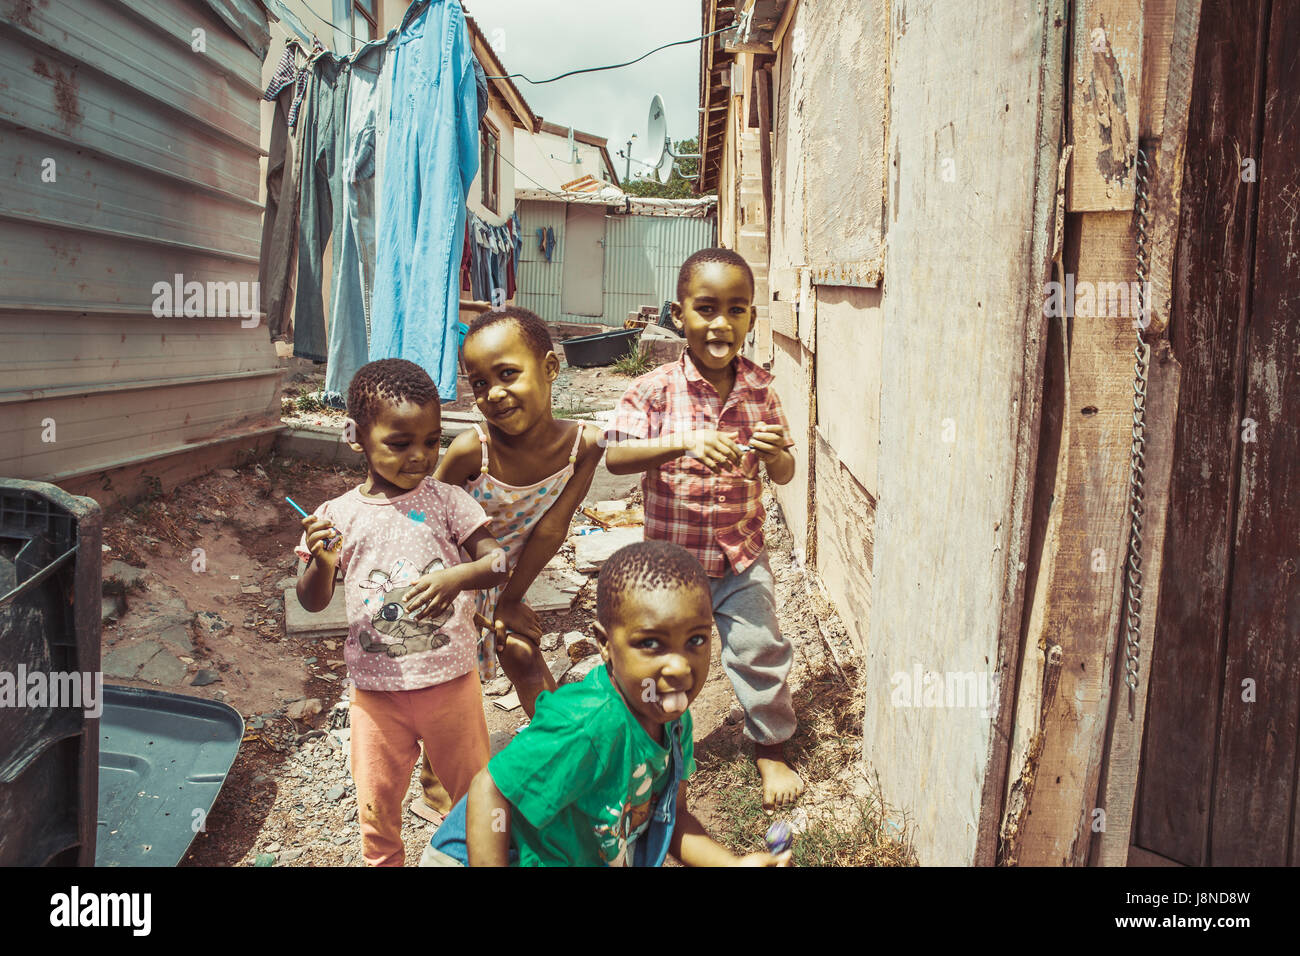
{"left": 1135, "top": 0, "right": 1300, "bottom": 866}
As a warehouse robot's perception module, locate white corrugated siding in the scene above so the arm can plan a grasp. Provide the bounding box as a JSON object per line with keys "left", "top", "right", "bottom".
{"left": 516, "top": 199, "right": 715, "bottom": 326}
{"left": 0, "top": 0, "right": 280, "bottom": 484}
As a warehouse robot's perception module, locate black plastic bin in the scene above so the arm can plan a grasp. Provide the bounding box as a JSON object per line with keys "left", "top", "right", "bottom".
{"left": 561, "top": 328, "right": 643, "bottom": 368}
{"left": 0, "top": 479, "right": 102, "bottom": 866}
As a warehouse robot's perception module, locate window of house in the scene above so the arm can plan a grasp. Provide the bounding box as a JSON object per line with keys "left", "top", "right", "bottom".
{"left": 352, "top": 0, "right": 377, "bottom": 46}
{"left": 481, "top": 122, "right": 499, "bottom": 213}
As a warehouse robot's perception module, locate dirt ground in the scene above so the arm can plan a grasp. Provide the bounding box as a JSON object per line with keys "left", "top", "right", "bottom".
{"left": 97, "top": 360, "right": 904, "bottom": 867}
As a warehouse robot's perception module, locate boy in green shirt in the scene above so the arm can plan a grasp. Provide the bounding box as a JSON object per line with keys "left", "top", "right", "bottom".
{"left": 421, "top": 540, "right": 791, "bottom": 866}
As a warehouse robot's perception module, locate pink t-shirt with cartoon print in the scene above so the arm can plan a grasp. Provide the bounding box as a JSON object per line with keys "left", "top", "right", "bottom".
{"left": 294, "top": 477, "right": 491, "bottom": 691}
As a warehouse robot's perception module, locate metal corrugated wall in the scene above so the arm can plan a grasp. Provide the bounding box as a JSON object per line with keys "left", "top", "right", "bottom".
{"left": 0, "top": 0, "right": 279, "bottom": 487}
{"left": 516, "top": 200, "right": 715, "bottom": 327}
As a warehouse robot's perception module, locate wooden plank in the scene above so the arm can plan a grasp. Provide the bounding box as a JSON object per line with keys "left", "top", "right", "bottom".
{"left": 1068, "top": 0, "right": 1143, "bottom": 211}
{"left": 1139, "top": 0, "right": 1178, "bottom": 138}
{"left": 1089, "top": 0, "right": 1200, "bottom": 869}
{"left": 1211, "top": 0, "right": 1300, "bottom": 866}
{"left": 1015, "top": 212, "right": 1138, "bottom": 866}
{"left": 1133, "top": 0, "right": 1261, "bottom": 867}
{"left": 1143, "top": 0, "right": 1203, "bottom": 338}
{"left": 1090, "top": 342, "right": 1181, "bottom": 866}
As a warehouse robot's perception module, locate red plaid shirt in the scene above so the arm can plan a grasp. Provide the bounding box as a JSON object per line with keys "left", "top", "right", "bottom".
{"left": 606, "top": 351, "right": 793, "bottom": 578}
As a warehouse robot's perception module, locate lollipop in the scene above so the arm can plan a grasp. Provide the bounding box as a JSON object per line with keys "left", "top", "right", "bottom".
{"left": 765, "top": 819, "right": 793, "bottom": 855}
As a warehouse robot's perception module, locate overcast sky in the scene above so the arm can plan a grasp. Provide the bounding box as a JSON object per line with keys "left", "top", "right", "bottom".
{"left": 462, "top": 0, "right": 702, "bottom": 180}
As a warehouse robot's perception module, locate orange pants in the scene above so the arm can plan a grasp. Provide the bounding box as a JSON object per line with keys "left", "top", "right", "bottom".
{"left": 349, "top": 671, "right": 490, "bottom": 866}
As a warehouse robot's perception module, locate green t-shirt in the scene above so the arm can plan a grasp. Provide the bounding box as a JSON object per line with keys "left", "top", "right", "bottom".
{"left": 487, "top": 663, "right": 696, "bottom": 866}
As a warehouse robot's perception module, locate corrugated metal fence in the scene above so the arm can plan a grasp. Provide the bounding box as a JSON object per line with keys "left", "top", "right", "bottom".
{"left": 516, "top": 200, "right": 716, "bottom": 326}
{"left": 0, "top": 0, "right": 280, "bottom": 494}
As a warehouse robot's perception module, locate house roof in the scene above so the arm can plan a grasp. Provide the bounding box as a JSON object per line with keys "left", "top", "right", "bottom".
{"left": 464, "top": 9, "right": 539, "bottom": 132}
{"left": 697, "top": 0, "right": 786, "bottom": 193}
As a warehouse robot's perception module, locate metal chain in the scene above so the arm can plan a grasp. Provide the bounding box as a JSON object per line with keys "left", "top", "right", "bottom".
{"left": 1124, "top": 147, "right": 1153, "bottom": 720}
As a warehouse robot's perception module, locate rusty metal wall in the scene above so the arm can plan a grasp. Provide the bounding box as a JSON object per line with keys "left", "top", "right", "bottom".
{"left": 0, "top": 0, "right": 280, "bottom": 487}
{"left": 516, "top": 200, "right": 715, "bottom": 327}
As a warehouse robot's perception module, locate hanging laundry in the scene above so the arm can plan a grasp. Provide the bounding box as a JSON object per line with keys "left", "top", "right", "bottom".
{"left": 293, "top": 51, "right": 345, "bottom": 370}
{"left": 259, "top": 40, "right": 319, "bottom": 341}
{"left": 263, "top": 38, "right": 321, "bottom": 130}
{"left": 545, "top": 225, "right": 556, "bottom": 262}
{"left": 537, "top": 226, "right": 548, "bottom": 260}
{"left": 370, "top": 0, "right": 480, "bottom": 403}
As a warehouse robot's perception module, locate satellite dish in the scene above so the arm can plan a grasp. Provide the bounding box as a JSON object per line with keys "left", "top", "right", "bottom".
{"left": 643, "top": 94, "right": 671, "bottom": 181}
{"left": 641, "top": 94, "right": 700, "bottom": 183}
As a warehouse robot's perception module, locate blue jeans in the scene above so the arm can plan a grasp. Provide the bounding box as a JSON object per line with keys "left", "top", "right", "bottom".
{"left": 370, "top": 0, "right": 479, "bottom": 402}
{"left": 421, "top": 720, "right": 687, "bottom": 867}
{"left": 710, "top": 552, "right": 796, "bottom": 746}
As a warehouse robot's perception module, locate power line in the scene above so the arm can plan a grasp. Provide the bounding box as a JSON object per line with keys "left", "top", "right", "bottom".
{"left": 484, "top": 25, "right": 732, "bottom": 84}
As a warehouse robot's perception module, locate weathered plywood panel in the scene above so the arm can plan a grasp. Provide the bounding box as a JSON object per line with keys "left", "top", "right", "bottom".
{"left": 1068, "top": 0, "right": 1143, "bottom": 211}
{"left": 863, "top": 0, "right": 1063, "bottom": 865}
{"left": 814, "top": 286, "right": 882, "bottom": 498}
{"left": 814, "top": 430, "right": 875, "bottom": 655}
{"left": 1210, "top": 0, "right": 1300, "bottom": 865}
{"left": 801, "top": 0, "right": 886, "bottom": 287}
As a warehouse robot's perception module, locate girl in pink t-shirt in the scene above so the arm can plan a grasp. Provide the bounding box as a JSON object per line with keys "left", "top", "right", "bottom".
{"left": 295, "top": 358, "right": 506, "bottom": 866}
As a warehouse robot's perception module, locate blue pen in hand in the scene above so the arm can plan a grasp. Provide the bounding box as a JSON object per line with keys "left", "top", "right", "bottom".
{"left": 286, "top": 496, "right": 340, "bottom": 552}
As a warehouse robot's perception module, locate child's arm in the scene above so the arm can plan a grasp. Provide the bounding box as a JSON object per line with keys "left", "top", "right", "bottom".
{"left": 401, "top": 527, "right": 506, "bottom": 620}
{"left": 669, "top": 783, "right": 791, "bottom": 866}
{"left": 296, "top": 515, "right": 341, "bottom": 613}
{"left": 466, "top": 767, "right": 513, "bottom": 866}
{"left": 490, "top": 423, "right": 605, "bottom": 642}
{"left": 605, "top": 430, "right": 744, "bottom": 476}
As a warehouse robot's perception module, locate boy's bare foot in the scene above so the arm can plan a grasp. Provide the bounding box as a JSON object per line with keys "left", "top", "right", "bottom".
{"left": 755, "top": 743, "right": 804, "bottom": 810}
{"left": 409, "top": 800, "right": 445, "bottom": 826}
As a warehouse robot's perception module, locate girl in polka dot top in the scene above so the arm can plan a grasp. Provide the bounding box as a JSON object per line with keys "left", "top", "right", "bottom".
{"left": 413, "top": 308, "right": 604, "bottom": 818}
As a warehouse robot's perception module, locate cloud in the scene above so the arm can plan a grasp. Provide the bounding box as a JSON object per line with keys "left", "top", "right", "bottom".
{"left": 464, "top": 0, "right": 702, "bottom": 176}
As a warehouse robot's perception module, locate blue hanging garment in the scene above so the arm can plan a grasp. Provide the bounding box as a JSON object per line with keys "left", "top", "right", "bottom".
{"left": 370, "top": 0, "right": 479, "bottom": 402}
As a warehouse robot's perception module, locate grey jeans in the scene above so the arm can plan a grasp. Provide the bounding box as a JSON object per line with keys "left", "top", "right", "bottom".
{"left": 709, "top": 551, "right": 796, "bottom": 746}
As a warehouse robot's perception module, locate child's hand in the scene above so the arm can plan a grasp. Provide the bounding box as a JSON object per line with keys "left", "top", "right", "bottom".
{"left": 403, "top": 569, "right": 461, "bottom": 621}
{"left": 682, "top": 429, "right": 744, "bottom": 473}
{"left": 301, "top": 515, "right": 341, "bottom": 562}
{"left": 748, "top": 422, "right": 791, "bottom": 463}
{"left": 491, "top": 598, "right": 543, "bottom": 652}
{"left": 734, "top": 850, "right": 793, "bottom": 867}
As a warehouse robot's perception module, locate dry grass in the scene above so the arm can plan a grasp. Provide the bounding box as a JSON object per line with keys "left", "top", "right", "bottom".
{"left": 689, "top": 658, "right": 917, "bottom": 867}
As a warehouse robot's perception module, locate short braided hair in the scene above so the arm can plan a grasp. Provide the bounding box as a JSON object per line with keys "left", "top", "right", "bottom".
{"left": 596, "top": 541, "right": 711, "bottom": 631}
{"left": 675, "top": 247, "right": 755, "bottom": 302}
{"left": 347, "top": 359, "right": 439, "bottom": 431}
{"left": 464, "top": 306, "right": 554, "bottom": 361}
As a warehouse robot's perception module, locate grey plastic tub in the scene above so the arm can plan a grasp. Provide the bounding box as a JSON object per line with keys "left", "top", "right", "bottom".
{"left": 96, "top": 685, "right": 243, "bottom": 867}
{"left": 561, "top": 328, "right": 643, "bottom": 368}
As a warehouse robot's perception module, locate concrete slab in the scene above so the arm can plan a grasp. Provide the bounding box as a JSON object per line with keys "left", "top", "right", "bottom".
{"left": 524, "top": 570, "right": 579, "bottom": 612}
{"left": 574, "top": 526, "right": 644, "bottom": 573}
{"left": 137, "top": 649, "right": 187, "bottom": 685}
{"left": 103, "top": 641, "right": 166, "bottom": 679}
{"left": 284, "top": 586, "right": 349, "bottom": 640}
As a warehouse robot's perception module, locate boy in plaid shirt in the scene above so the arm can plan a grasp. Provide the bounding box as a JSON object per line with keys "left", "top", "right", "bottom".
{"left": 605, "top": 247, "right": 804, "bottom": 809}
